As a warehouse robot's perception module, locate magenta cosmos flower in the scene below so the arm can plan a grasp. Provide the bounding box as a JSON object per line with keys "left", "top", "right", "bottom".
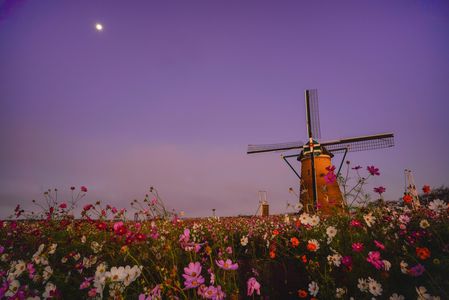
{"left": 374, "top": 240, "right": 385, "bottom": 250}
{"left": 367, "top": 166, "right": 380, "bottom": 176}
{"left": 374, "top": 186, "right": 386, "bottom": 195}
{"left": 366, "top": 251, "right": 385, "bottom": 270}
{"left": 216, "top": 259, "right": 238, "bottom": 270}
{"left": 352, "top": 242, "right": 364, "bottom": 252}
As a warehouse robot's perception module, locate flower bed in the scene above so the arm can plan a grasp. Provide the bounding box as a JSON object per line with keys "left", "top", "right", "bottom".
{"left": 1, "top": 195, "right": 448, "bottom": 299}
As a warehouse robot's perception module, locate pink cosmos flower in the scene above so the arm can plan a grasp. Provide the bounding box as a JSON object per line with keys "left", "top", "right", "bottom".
{"left": 139, "top": 285, "right": 162, "bottom": 300}
{"left": 27, "top": 263, "right": 35, "bottom": 279}
{"left": 374, "top": 240, "right": 385, "bottom": 250}
{"left": 87, "top": 288, "right": 97, "bottom": 297}
{"left": 366, "top": 251, "right": 385, "bottom": 270}
{"left": 352, "top": 242, "right": 364, "bottom": 252}
{"left": 216, "top": 259, "right": 238, "bottom": 270}
{"left": 184, "top": 276, "right": 205, "bottom": 289}
{"left": 113, "top": 221, "right": 127, "bottom": 235}
{"left": 203, "top": 285, "right": 218, "bottom": 299}
{"left": 179, "top": 228, "right": 190, "bottom": 244}
{"left": 80, "top": 278, "right": 91, "bottom": 290}
{"left": 367, "top": 166, "right": 380, "bottom": 176}
{"left": 183, "top": 262, "right": 204, "bottom": 284}
{"left": 182, "top": 262, "right": 202, "bottom": 278}
{"left": 247, "top": 277, "right": 261, "bottom": 296}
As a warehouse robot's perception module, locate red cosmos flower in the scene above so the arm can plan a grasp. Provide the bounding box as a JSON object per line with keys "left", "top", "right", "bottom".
{"left": 83, "top": 204, "right": 93, "bottom": 211}
{"left": 367, "top": 166, "right": 380, "bottom": 176}
{"left": 416, "top": 247, "right": 431, "bottom": 260}
{"left": 113, "top": 221, "right": 127, "bottom": 235}
{"left": 96, "top": 222, "right": 107, "bottom": 231}
{"left": 135, "top": 233, "right": 147, "bottom": 241}
{"left": 272, "top": 229, "right": 280, "bottom": 236}
{"left": 422, "top": 185, "right": 431, "bottom": 194}
{"left": 59, "top": 203, "right": 67, "bottom": 209}
{"left": 81, "top": 186, "right": 88, "bottom": 192}
{"left": 298, "top": 289, "right": 308, "bottom": 298}
{"left": 269, "top": 250, "right": 276, "bottom": 259}
{"left": 403, "top": 194, "right": 412, "bottom": 203}
{"left": 290, "top": 237, "right": 300, "bottom": 248}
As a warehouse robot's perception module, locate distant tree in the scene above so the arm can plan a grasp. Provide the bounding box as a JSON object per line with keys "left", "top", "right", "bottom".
{"left": 419, "top": 185, "right": 449, "bottom": 204}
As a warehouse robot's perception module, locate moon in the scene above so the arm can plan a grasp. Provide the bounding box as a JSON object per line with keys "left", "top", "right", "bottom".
{"left": 95, "top": 23, "right": 103, "bottom": 31}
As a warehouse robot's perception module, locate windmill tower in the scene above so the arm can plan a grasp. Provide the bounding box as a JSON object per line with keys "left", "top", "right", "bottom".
{"left": 247, "top": 89, "right": 395, "bottom": 214}
{"left": 404, "top": 169, "right": 421, "bottom": 209}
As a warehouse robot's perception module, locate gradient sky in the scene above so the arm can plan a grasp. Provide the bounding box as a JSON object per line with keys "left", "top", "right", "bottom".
{"left": 1, "top": 0, "right": 448, "bottom": 218}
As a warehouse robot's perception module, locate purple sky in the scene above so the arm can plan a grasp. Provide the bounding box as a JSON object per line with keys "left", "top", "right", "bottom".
{"left": 1, "top": 0, "right": 448, "bottom": 218}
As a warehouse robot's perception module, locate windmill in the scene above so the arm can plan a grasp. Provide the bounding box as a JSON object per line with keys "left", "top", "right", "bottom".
{"left": 247, "top": 89, "right": 394, "bottom": 214}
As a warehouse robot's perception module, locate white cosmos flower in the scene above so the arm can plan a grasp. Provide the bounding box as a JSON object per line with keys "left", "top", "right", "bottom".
{"left": 400, "top": 261, "right": 408, "bottom": 274}
{"left": 419, "top": 219, "right": 430, "bottom": 229}
{"left": 368, "top": 277, "right": 383, "bottom": 296}
{"left": 42, "top": 282, "right": 57, "bottom": 299}
{"left": 48, "top": 243, "right": 57, "bottom": 255}
{"left": 363, "top": 213, "right": 376, "bottom": 227}
{"left": 240, "top": 235, "right": 249, "bottom": 246}
{"left": 326, "top": 226, "right": 337, "bottom": 238}
{"left": 327, "top": 253, "right": 342, "bottom": 267}
{"left": 13, "top": 260, "right": 26, "bottom": 277}
{"left": 416, "top": 286, "right": 430, "bottom": 300}
{"left": 5, "top": 279, "right": 20, "bottom": 297}
{"left": 382, "top": 260, "right": 391, "bottom": 271}
{"left": 42, "top": 266, "right": 53, "bottom": 281}
{"left": 308, "top": 281, "right": 319, "bottom": 297}
{"left": 309, "top": 215, "right": 320, "bottom": 226}
{"left": 108, "top": 266, "right": 126, "bottom": 282}
{"left": 336, "top": 287, "right": 346, "bottom": 298}
{"left": 389, "top": 293, "right": 405, "bottom": 300}
{"left": 357, "top": 278, "right": 368, "bottom": 292}
{"left": 299, "top": 213, "right": 311, "bottom": 225}
{"left": 428, "top": 199, "right": 447, "bottom": 214}
{"left": 123, "top": 265, "right": 142, "bottom": 286}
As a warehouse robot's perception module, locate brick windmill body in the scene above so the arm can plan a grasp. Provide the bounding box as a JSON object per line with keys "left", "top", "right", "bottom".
{"left": 247, "top": 89, "right": 394, "bottom": 214}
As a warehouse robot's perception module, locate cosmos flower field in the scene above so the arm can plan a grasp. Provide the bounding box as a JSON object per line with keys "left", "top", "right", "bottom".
{"left": 1, "top": 181, "right": 448, "bottom": 299}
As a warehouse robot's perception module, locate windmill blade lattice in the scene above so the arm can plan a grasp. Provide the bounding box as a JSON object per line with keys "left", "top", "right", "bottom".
{"left": 321, "top": 133, "right": 394, "bottom": 154}
{"left": 247, "top": 141, "right": 304, "bottom": 154}
{"left": 308, "top": 89, "right": 321, "bottom": 140}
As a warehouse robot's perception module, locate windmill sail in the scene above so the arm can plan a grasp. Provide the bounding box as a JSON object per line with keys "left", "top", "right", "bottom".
{"left": 321, "top": 133, "right": 394, "bottom": 154}
{"left": 247, "top": 141, "right": 303, "bottom": 154}
{"left": 306, "top": 89, "right": 321, "bottom": 140}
